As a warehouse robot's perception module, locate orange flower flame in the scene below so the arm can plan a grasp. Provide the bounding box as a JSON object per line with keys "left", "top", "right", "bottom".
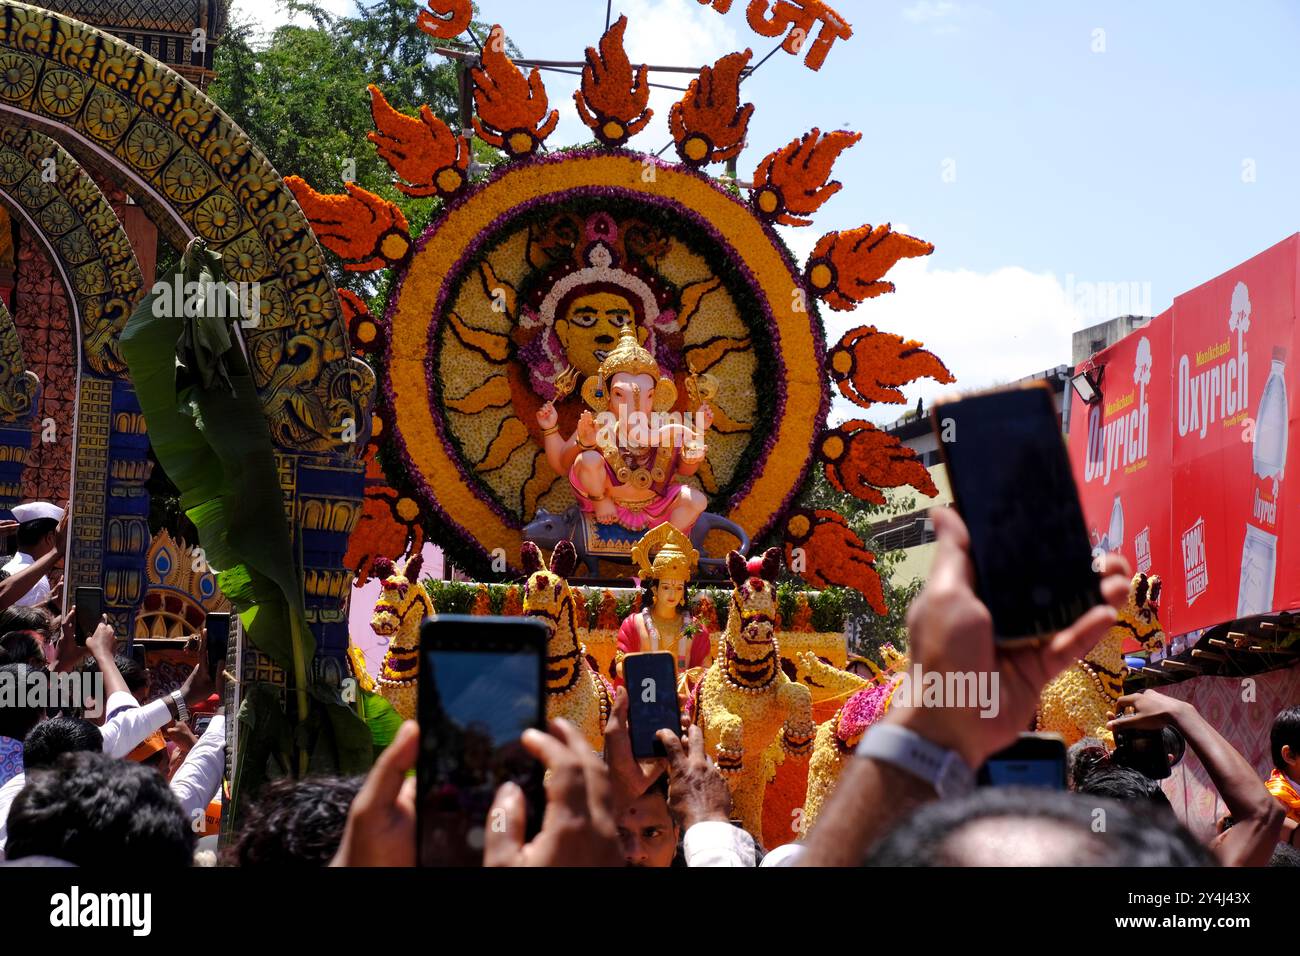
{"left": 416, "top": 0, "right": 471, "bottom": 40}
{"left": 828, "top": 324, "right": 954, "bottom": 408}
{"left": 669, "top": 49, "right": 754, "bottom": 168}
{"left": 286, "top": 176, "right": 411, "bottom": 273}
{"left": 345, "top": 442, "right": 427, "bottom": 585}
{"left": 751, "top": 128, "right": 861, "bottom": 226}
{"left": 367, "top": 84, "right": 468, "bottom": 199}
{"left": 805, "top": 223, "right": 934, "bottom": 310}
{"left": 819, "top": 420, "right": 938, "bottom": 505}
{"left": 573, "top": 15, "right": 653, "bottom": 147}
{"left": 471, "top": 25, "right": 560, "bottom": 157}
{"left": 339, "top": 288, "right": 385, "bottom": 355}
{"left": 783, "top": 508, "right": 885, "bottom": 614}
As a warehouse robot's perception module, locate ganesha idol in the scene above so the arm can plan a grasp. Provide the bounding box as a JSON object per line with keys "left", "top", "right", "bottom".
{"left": 534, "top": 324, "right": 714, "bottom": 536}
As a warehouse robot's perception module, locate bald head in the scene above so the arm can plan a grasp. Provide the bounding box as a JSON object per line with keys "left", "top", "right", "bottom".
{"left": 865, "top": 786, "right": 1214, "bottom": 867}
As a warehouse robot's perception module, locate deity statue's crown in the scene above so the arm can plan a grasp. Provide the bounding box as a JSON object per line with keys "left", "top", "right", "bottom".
{"left": 632, "top": 522, "right": 699, "bottom": 581}
{"left": 600, "top": 326, "right": 661, "bottom": 381}
{"left": 583, "top": 324, "right": 678, "bottom": 411}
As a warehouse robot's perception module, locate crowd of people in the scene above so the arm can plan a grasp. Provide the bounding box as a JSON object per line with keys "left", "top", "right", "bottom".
{"left": 0, "top": 502, "right": 1296, "bottom": 867}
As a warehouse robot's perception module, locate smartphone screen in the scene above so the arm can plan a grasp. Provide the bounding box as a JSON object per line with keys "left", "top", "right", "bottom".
{"left": 205, "top": 612, "right": 231, "bottom": 680}
{"left": 978, "top": 734, "right": 1067, "bottom": 789}
{"left": 74, "top": 586, "right": 103, "bottom": 646}
{"left": 623, "top": 651, "right": 680, "bottom": 759}
{"left": 417, "top": 615, "right": 547, "bottom": 867}
{"left": 933, "top": 383, "right": 1103, "bottom": 641}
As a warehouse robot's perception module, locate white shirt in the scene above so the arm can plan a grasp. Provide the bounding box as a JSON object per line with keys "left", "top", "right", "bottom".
{"left": 1, "top": 552, "right": 48, "bottom": 607}
{"left": 682, "top": 821, "right": 758, "bottom": 867}
{"left": 170, "top": 714, "right": 225, "bottom": 826}
{"left": 98, "top": 691, "right": 173, "bottom": 759}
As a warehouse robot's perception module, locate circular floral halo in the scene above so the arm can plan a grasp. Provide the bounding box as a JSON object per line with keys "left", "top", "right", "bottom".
{"left": 378, "top": 150, "right": 829, "bottom": 573}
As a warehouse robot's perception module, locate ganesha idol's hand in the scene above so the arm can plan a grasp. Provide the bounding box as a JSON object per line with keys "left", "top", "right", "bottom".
{"left": 577, "top": 410, "right": 598, "bottom": 448}
{"left": 681, "top": 440, "right": 707, "bottom": 464}
{"left": 537, "top": 402, "right": 558, "bottom": 431}
{"left": 694, "top": 403, "right": 714, "bottom": 433}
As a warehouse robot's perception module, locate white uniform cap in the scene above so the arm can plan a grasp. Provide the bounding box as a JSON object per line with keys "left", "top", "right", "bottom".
{"left": 11, "top": 501, "right": 65, "bottom": 524}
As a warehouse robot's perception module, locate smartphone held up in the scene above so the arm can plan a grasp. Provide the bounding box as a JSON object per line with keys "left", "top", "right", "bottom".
{"left": 416, "top": 615, "right": 548, "bottom": 867}
{"left": 932, "top": 382, "right": 1104, "bottom": 643}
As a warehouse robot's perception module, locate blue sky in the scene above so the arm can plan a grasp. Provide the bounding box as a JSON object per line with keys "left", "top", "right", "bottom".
{"left": 235, "top": 0, "right": 1300, "bottom": 419}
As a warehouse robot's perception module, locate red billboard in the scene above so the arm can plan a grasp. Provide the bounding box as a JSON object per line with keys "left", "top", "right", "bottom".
{"left": 1069, "top": 310, "right": 1174, "bottom": 646}
{"left": 1069, "top": 233, "right": 1300, "bottom": 638}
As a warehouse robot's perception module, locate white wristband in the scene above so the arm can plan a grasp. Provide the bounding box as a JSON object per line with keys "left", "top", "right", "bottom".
{"left": 856, "top": 723, "right": 975, "bottom": 799}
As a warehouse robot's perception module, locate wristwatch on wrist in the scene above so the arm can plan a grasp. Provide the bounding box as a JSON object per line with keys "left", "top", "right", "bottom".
{"left": 856, "top": 723, "right": 975, "bottom": 799}
{"left": 170, "top": 690, "right": 191, "bottom": 724}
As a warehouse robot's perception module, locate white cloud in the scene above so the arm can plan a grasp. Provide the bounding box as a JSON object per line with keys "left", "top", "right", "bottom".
{"left": 901, "top": 1, "right": 964, "bottom": 35}
{"left": 228, "top": 0, "right": 358, "bottom": 39}
{"left": 824, "top": 255, "right": 1078, "bottom": 425}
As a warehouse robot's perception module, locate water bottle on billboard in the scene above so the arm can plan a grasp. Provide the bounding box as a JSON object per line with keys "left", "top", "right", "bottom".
{"left": 1107, "top": 494, "right": 1124, "bottom": 555}
{"left": 1238, "top": 345, "right": 1287, "bottom": 617}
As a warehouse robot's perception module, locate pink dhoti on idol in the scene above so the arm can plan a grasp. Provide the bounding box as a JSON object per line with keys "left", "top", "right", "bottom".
{"left": 568, "top": 444, "right": 696, "bottom": 532}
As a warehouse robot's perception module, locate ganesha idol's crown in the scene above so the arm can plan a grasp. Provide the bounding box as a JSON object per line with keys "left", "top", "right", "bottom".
{"left": 599, "top": 326, "right": 660, "bottom": 381}
{"left": 582, "top": 325, "right": 677, "bottom": 412}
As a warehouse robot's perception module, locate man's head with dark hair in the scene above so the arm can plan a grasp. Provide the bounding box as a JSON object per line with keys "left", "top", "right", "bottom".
{"left": 864, "top": 786, "right": 1215, "bottom": 866}
{"left": 15, "top": 517, "right": 57, "bottom": 555}
{"left": 0, "top": 607, "right": 53, "bottom": 643}
{"left": 0, "top": 631, "right": 44, "bottom": 667}
{"left": 5, "top": 751, "right": 194, "bottom": 866}
{"left": 1067, "top": 737, "right": 1110, "bottom": 792}
{"left": 1272, "top": 705, "right": 1300, "bottom": 782}
{"left": 223, "top": 776, "right": 363, "bottom": 867}
{"left": 22, "top": 716, "right": 101, "bottom": 770}
{"left": 0, "top": 662, "right": 45, "bottom": 741}
{"left": 1077, "top": 765, "right": 1177, "bottom": 824}
{"left": 76, "top": 653, "right": 149, "bottom": 710}
{"left": 615, "top": 773, "right": 681, "bottom": 868}
{"left": 1270, "top": 841, "right": 1300, "bottom": 867}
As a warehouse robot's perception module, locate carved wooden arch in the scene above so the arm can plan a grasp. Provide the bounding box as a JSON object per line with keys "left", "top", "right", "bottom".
{"left": 0, "top": 1, "right": 373, "bottom": 454}
{"left": 0, "top": 122, "right": 148, "bottom": 628}
{"left": 0, "top": 294, "right": 39, "bottom": 508}
{"left": 0, "top": 124, "right": 140, "bottom": 370}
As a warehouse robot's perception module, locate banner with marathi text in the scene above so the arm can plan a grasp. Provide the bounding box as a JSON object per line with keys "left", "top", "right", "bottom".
{"left": 1068, "top": 233, "right": 1300, "bottom": 638}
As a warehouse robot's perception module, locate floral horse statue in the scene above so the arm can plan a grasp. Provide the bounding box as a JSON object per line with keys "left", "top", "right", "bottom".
{"left": 371, "top": 553, "right": 434, "bottom": 722}
{"left": 692, "top": 549, "right": 815, "bottom": 842}
{"left": 521, "top": 539, "right": 613, "bottom": 754}
{"left": 1037, "top": 572, "right": 1165, "bottom": 747}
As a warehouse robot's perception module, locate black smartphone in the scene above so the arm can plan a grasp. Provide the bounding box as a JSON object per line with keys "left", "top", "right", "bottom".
{"left": 1112, "top": 722, "right": 1173, "bottom": 780}
{"left": 129, "top": 643, "right": 146, "bottom": 672}
{"left": 977, "top": 733, "right": 1067, "bottom": 789}
{"left": 623, "top": 651, "right": 681, "bottom": 759}
{"left": 417, "top": 615, "right": 548, "bottom": 867}
{"left": 205, "top": 612, "right": 231, "bottom": 680}
{"left": 74, "top": 586, "right": 103, "bottom": 646}
{"left": 932, "top": 382, "right": 1103, "bottom": 642}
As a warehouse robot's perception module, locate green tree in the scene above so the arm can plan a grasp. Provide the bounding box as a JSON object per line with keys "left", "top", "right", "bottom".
{"left": 209, "top": 0, "right": 495, "bottom": 295}
{"left": 795, "top": 469, "right": 926, "bottom": 663}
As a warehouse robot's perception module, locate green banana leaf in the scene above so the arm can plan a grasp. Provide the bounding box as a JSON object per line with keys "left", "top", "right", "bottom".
{"left": 120, "top": 242, "right": 371, "bottom": 821}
